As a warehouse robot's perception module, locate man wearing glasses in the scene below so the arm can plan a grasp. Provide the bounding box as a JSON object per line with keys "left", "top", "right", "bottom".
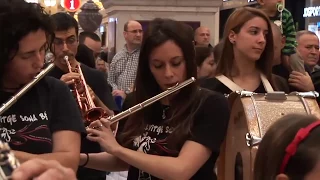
{"left": 108, "top": 20, "right": 143, "bottom": 100}
{"left": 47, "top": 12, "right": 118, "bottom": 180}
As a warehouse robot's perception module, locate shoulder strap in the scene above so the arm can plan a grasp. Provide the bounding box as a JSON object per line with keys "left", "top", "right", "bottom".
{"left": 215, "top": 75, "right": 243, "bottom": 92}
{"left": 260, "top": 74, "right": 274, "bottom": 93}
{"left": 216, "top": 74, "right": 274, "bottom": 93}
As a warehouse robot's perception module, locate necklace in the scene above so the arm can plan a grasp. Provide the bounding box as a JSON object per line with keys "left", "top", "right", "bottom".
{"left": 162, "top": 106, "right": 170, "bottom": 120}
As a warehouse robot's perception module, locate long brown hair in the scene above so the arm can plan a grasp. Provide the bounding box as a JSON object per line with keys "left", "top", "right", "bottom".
{"left": 254, "top": 114, "right": 320, "bottom": 179}
{"left": 119, "top": 18, "right": 206, "bottom": 150}
{"left": 216, "top": 7, "right": 277, "bottom": 89}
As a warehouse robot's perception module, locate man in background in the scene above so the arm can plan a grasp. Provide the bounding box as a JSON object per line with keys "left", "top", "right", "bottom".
{"left": 96, "top": 58, "right": 109, "bottom": 73}
{"left": 108, "top": 20, "right": 142, "bottom": 100}
{"left": 79, "top": 31, "right": 102, "bottom": 60}
{"left": 296, "top": 30, "right": 320, "bottom": 73}
{"left": 194, "top": 26, "right": 212, "bottom": 47}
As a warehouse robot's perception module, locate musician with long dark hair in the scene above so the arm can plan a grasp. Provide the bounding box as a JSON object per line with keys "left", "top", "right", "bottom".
{"left": 78, "top": 18, "right": 230, "bottom": 180}
{"left": 48, "top": 12, "right": 118, "bottom": 180}
{"left": 200, "top": 7, "right": 289, "bottom": 94}
{"left": 0, "top": 0, "right": 84, "bottom": 172}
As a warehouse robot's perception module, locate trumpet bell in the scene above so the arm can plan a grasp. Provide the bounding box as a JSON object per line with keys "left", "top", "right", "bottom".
{"left": 84, "top": 107, "right": 105, "bottom": 126}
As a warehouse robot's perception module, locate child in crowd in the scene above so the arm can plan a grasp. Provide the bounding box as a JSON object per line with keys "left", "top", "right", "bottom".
{"left": 258, "top": 0, "right": 297, "bottom": 68}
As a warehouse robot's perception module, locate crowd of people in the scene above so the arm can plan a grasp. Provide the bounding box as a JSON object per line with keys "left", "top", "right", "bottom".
{"left": 0, "top": 0, "right": 320, "bottom": 180}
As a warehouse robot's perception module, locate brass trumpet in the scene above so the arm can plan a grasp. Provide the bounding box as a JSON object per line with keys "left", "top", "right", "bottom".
{"left": 64, "top": 56, "right": 106, "bottom": 126}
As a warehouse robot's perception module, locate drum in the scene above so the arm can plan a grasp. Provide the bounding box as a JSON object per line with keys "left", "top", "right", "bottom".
{"left": 217, "top": 91, "right": 320, "bottom": 180}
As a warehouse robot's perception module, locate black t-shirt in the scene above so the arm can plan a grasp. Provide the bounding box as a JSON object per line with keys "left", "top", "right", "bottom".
{"left": 121, "top": 89, "right": 230, "bottom": 180}
{"left": 0, "top": 76, "right": 84, "bottom": 154}
{"left": 199, "top": 75, "right": 290, "bottom": 95}
{"left": 47, "top": 64, "right": 117, "bottom": 179}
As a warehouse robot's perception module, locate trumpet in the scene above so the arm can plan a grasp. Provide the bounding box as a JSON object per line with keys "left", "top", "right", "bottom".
{"left": 64, "top": 56, "right": 106, "bottom": 126}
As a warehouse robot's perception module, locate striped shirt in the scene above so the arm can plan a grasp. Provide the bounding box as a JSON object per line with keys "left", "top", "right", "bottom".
{"left": 107, "top": 45, "right": 140, "bottom": 93}
{"left": 269, "top": 8, "right": 297, "bottom": 56}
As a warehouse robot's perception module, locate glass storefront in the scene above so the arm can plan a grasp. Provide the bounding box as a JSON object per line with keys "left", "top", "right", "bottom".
{"left": 305, "top": 0, "right": 320, "bottom": 38}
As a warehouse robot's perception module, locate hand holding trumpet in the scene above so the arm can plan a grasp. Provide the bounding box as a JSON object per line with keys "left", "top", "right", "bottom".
{"left": 60, "top": 73, "right": 96, "bottom": 101}
{"left": 60, "top": 72, "right": 80, "bottom": 86}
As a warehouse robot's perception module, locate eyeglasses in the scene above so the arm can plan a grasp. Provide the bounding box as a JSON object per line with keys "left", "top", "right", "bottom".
{"left": 53, "top": 38, "right": 77, "bottom": 47}
{"left": 126, "top": 29, "right": 143, "bottom": 34}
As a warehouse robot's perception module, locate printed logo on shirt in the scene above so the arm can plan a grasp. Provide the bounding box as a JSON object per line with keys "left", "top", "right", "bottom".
{"left": 0, "top": 111, "right": 51, "bottom": 145}
{"left": 133, "top": 124, "right": 176, "bottom": 180}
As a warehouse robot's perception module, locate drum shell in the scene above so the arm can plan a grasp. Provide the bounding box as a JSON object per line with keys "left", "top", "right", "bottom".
{"left": 217, "top": 92, "right": 320, "bottom": 180}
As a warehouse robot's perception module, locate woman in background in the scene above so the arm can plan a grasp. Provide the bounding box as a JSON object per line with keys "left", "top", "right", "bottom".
{"left": 195, "top": 46, "right": 215, "bottom": 79}
{"left": 195, "top": 42, "right": 224, "bottom": 79}
{"left": 200, "top": 7, "right": 289, "bottom": 95}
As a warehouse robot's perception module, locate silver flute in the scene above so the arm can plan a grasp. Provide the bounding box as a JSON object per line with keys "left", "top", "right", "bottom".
{"left": 0, "top": 63, "right": 55, "bottom": 116}
{"left": 108, "top": 77, "right": 196, "bottom": 125}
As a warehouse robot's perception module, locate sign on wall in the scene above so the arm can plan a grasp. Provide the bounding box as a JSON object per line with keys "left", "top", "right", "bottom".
{"left": 303, "top": 6, "right": 320, "bottom": 17}
{"left": 64, "top": 0, "right": 81, "bottom": 12}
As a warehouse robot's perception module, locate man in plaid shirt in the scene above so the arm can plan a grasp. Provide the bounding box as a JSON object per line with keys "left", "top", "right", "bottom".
{"left": 108, "top": 20, "right": 143, "bottom": 99}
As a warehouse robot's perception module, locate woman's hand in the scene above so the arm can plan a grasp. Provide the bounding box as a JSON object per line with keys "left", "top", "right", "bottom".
{"left": 86, "top": 118, "right": 122, "bottom": 154}
{"left": 11, "top": 159, "right": 76, "bottom": 180}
